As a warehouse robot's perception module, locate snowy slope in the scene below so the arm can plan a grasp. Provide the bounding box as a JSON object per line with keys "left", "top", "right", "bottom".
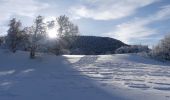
{"left": 0, "top": 50, "right": 125, "bottom": 100}
{"left": 65, "top": 54, "right": 170, "bottom": 100}
{"left": 0, "top": 50, "right": 170, "bottom": 100}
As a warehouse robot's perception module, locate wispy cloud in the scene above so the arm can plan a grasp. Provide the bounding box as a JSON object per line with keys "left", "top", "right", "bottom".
{"left": 0, "top": 0, "right": 48, "bottom": 34}
{"left": 0, "top": 0, "right": 48, "bottom": 21}
{"left": 107, "top": 5, "right": 170, "bottom": 44}
{"left": 0, "top": 0, "right": 169, "bottom": 47}
{"left": 69, "top": 0, "right": 159, "bottom": 20}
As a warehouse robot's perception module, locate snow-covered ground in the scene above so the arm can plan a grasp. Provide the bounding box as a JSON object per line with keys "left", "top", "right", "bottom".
{"left": 0, "top": 50, "right": 170, "bottom": 100}
{"left": 65, "top": 54, "right": 170, "bottom": 100}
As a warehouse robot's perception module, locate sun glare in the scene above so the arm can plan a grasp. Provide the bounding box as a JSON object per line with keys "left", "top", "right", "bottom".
{"left": 47, "top": 28, "right": 58, "bottom": 38}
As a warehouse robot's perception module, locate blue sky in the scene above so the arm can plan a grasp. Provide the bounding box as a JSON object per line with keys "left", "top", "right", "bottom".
{"left": 0, "top": 0, "right": 170, "bottom": 46}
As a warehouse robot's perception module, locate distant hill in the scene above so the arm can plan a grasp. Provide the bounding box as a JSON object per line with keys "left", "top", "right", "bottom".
{"left": 69, "top": 36, "right": 127, "bottom": 55}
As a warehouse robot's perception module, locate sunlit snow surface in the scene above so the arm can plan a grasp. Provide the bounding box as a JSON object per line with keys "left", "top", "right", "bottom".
{"left": 65, "top": 54, "right": 170, "bottom": 99}
{"left": 0, "top": 50, "right": 170, "bottom": 100}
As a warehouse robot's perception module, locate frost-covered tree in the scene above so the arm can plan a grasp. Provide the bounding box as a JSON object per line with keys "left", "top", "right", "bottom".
{"left": 56, "top": 15, "right": 79, "bottom": 54}
{"left": 29, "top": 16, "right": 47, "bottom": 59}
{"left": 150, "top": 34, "right": 170, "bottom": 60}
{"left": 6, "top": 18, "right": 22, "bottom": 53}
{"left": 57, "top": 15, "right": 79, "bottom": 38}
{"left": 18, "top": 27, "right": 32, "bottom": 51}
{"left": 115, "top": 45, "right": 150, "bottom": 54}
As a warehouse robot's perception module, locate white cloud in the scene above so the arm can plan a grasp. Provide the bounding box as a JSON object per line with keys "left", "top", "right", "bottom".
{"left": 0, "top": 0, "right": 48, "bottom": 35}
{"left": 69, "top": 0, "right": 159, "bottom": 20}
{"left": 0, "top": 0, "right": 48, "bottom": 19}
{"left": 108, "top": 5, "right": 170, "bottom": 43}
{"left": 0, "top": 26, "right": 8, "bottom": 35}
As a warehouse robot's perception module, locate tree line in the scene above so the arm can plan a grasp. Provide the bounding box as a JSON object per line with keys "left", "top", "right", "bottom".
{"left": 2, "top": 15, "right": 79, "bottom": 58}
{"left": 114, "top": 35, "right": 170, "bottom": 61}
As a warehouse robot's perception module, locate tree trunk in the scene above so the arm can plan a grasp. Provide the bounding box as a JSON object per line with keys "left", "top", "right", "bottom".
{"left": 12, "top": 42, "right": 17, "bottom": 53}
{"left": 30, "top": 46, "right": 35, "bottom": 59}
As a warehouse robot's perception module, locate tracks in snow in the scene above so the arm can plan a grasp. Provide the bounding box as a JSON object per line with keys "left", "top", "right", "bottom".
{"left": 67, "top": 55, "right": 170, "bottom": 92}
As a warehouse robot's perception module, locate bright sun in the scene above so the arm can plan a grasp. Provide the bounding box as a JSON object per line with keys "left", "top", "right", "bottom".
{"left": 47, "top": 28, "right": 58, "bottom": 38}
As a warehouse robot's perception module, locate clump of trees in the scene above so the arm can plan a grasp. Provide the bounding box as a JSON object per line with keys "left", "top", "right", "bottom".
{"left": 4, "top": 15, "right": 79, "bottom": 58}
{"left": 115, "top": 45, "right": 150, "bottom": 54}
{"left": 115, "top": 34, "right": 170, "bottom": 61}
{"left": 150, "top": 35, "right": 170, "bottom": 61}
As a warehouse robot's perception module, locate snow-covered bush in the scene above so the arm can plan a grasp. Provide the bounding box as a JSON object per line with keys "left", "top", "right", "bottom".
{"left": 150, "top": 35, "right": 170, "bottom": 61}
{"left": 115, "top": 45, "right": 150, "bottom": 54}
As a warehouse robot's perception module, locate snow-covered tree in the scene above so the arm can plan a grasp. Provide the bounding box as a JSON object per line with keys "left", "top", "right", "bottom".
{"left": 29, "top": 16, "right": 47, "bottom": 59}
{"left": 57, "top": 15, "right": 79, "bottom": 38}
{"left": 18, "top": 27, "right": 32, "bottom": 51}
{"left": 115, "top": 45, "right": 150, "bottom": 54}
{"left": 56, "top": 15, "right": 79, "bottom": 54}
{"left": 6, "top": 18, "right": 22, "bottom": 53}
{"left": 150, "top": 34, "right": 170, "bottom": 60}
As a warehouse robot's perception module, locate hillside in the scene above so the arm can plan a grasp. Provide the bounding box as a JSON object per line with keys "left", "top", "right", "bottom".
{"left": 69, "top": 36, "right": 127, "bottom": 55}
